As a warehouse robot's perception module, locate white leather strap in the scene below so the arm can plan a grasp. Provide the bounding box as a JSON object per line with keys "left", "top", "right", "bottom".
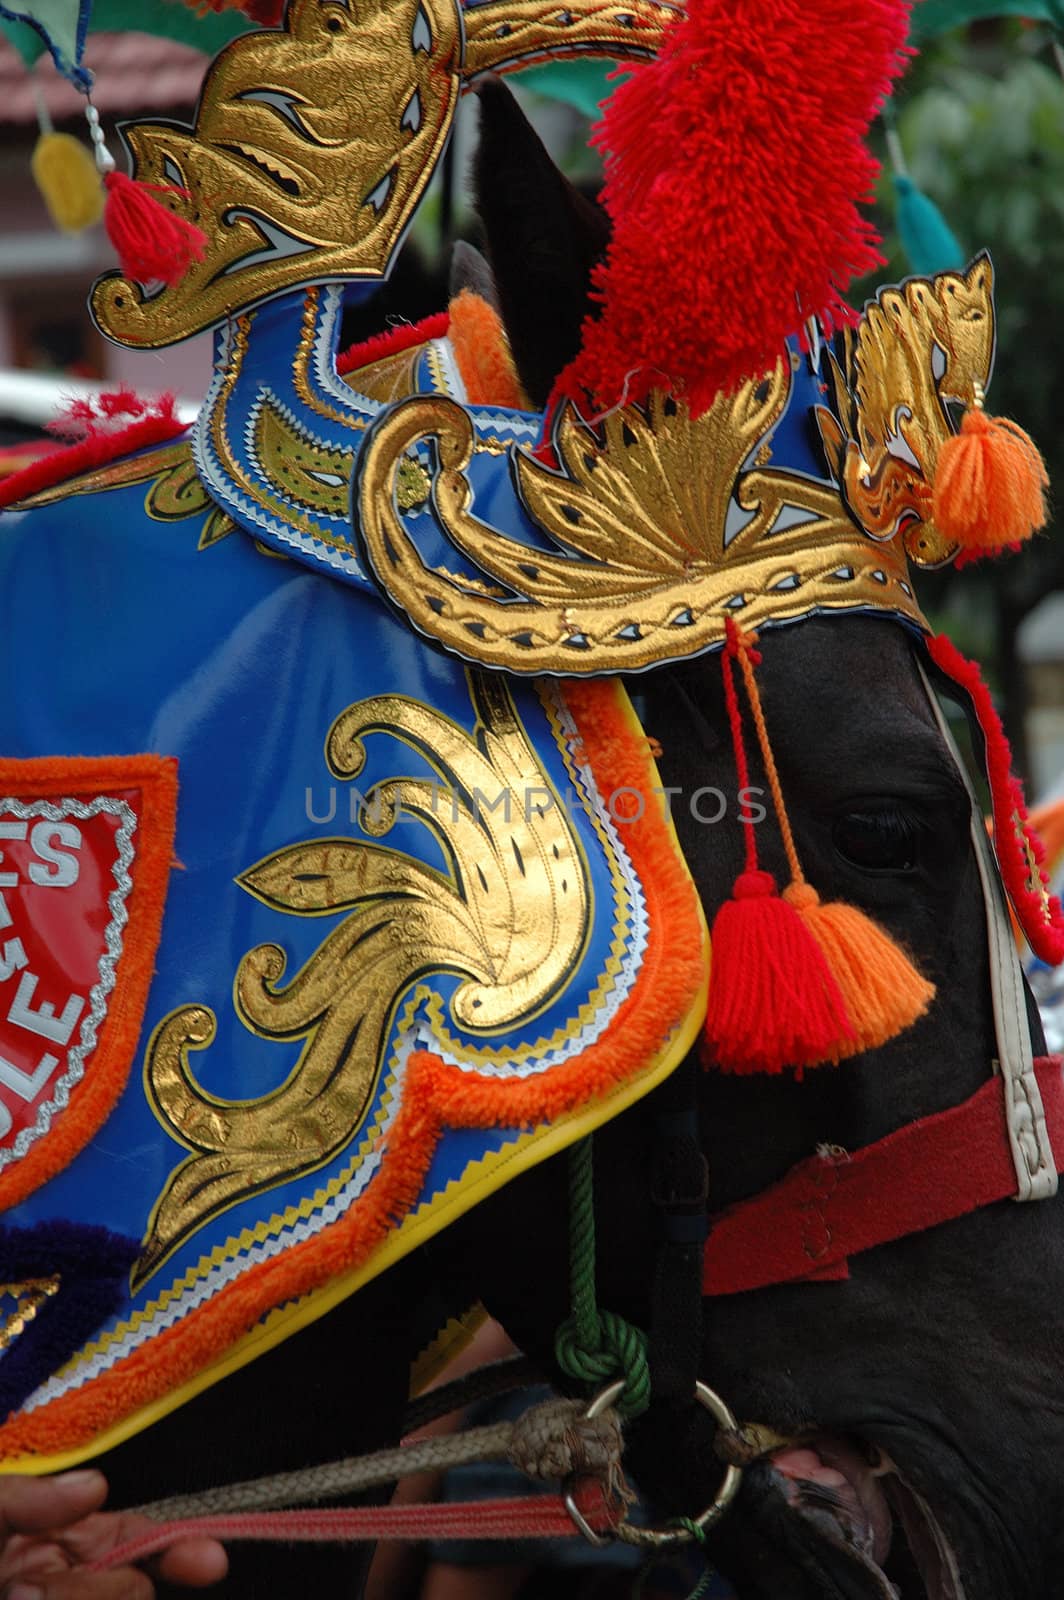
{"left": 917, "top": 659, "right": 1057, "bottom": 1200}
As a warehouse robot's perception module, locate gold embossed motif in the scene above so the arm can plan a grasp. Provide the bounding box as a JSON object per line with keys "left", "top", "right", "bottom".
{"left": 90, "top": 0, "right": 675, "bottom": 351}
{"left": 92, "top": 0, "right": 464, "bottom": 348}
{"left": 354, "top": 365, "right": 925, "bottom": 674}
{"left": 816, "top": 255, "right": 996, "bottom": 568}
{"left": 136, "top": 672, "right": 587, "bottom": 1289}
{"left": 255, "top": 400, "right": 353, "bottom": 520}
{"left": 0, "top": 1277, "right": 60, "bottom": 1353}
{"left": 461, "top": 0, "right": 678, "bottom": 78}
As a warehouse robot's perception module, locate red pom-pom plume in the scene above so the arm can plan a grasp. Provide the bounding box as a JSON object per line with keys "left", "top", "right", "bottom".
{"left": 559, "top": 0, "right": 912, "bottom": 416}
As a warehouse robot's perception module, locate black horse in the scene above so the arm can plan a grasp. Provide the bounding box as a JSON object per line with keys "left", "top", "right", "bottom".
{"left": 88, "top": 84, "right": 1064, "bottom": 1600}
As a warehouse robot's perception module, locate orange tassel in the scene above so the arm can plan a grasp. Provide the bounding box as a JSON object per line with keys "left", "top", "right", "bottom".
{"left": 783, "top": 883, "right": 935, "bottom": 1057}
{"left": 703, "top": 870, "right": 854, "bottom": 1075}
{"left": 103, "top": 171, "right": 207, "bottom": 287}
{"left": 933, "top": 407, "right": 1049, "bottom": 553}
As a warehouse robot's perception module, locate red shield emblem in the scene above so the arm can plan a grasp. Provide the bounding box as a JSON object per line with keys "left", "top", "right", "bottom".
{"left": 0, "top": 757, "right": 177, "bottom": 1209}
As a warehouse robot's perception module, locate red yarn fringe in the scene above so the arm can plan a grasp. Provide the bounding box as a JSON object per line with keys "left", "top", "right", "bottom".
{"left": 927, "top": 633, "right": 1064, "bottom": 965}
{"left": 559, "top": 0, "right": 912, "bottom": 416}
{"left": 336, "top": 312, "right": 450, "bottom": 377}
{"left": 0, "top": 393, "right": 186, "bottom": 510}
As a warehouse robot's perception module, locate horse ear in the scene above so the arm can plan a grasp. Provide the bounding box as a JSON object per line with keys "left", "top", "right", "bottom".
{"left": 473, "top": 76, "right": 609, "bottom": 408}
{"left": 449, "top": 240, "right": 500, "bottom": 311}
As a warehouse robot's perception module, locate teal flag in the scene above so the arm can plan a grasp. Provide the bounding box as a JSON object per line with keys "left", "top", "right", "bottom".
{"left": 912, "top": 0, "right": 1064, "bottom": 41}
{"left": 518, "top": 59, "right": 617, "bottom": 119}
{"left": 1, "top": 0, "right": 251, "bottom": 75}
{"left": 0, "top": 0, "right": 92, "bottom": 85}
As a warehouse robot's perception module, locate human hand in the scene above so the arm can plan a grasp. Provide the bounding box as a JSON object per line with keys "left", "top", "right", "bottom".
{"left": 0, "top": 1471, "right": 227, "bottom": 1599}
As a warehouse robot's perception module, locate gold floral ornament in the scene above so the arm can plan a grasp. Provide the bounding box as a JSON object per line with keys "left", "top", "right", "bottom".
{"left": 90, "top": 0, "right": 677, "bottom": 351}
{"left": 136, "top": 672, "right": 588, "bottom": 1289}
{"left": 816, "top": 254, "right": 996, "bottom": 569}
{"left": 354, "top": 360, "right": 927, "bottom": 675}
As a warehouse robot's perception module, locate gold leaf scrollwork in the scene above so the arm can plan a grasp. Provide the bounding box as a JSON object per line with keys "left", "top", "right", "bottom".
{"left": 461, "top": 0, "right": 678, "bottom": 79}
{"left": 0, "top": 1276, "right": 60, "bottom": 1353}
{"left": 254, "top": 400, "right": 354, "bottom": 520}
{"left": 137, "top": 672, "right": 588, "bottom": 1289}
{"left": 2, "top": 439, "right": 236, "bottom": 549}
{"left": 354, "top": 367, "right": 926, "bottom": 674}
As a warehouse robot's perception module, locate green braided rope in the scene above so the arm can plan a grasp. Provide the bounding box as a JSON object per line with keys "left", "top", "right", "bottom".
{"left": 553, "top": 1136, "right": 651, "bottom": 1418}
{"left": 681, "top": 1561, "right": 716, "bottom": 1600}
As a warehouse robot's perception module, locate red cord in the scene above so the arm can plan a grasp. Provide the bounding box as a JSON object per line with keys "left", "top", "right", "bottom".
{"left": 90, "top": 1490, "right": 618, "bottom": 1572}
{"left": 721, "top": 621, "right": 757, "bottom": 875}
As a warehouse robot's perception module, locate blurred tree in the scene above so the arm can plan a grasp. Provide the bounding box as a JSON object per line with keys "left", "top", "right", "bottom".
{"left": 865, "top": 19, "right": 1064, "bottom": 776}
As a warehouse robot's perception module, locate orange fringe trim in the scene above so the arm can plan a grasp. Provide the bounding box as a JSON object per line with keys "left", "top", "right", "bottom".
{"left": 0, "top": 757, "right": 177, "bottom": 1214}
{"left": 447, "top": 291, "right": 530, "bottom": 410}
{"left": 0, "top": 684, "right": 705, "bottom": 1458}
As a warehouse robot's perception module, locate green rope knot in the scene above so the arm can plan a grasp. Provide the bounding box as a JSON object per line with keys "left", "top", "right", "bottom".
{"left": 554, "top": 1306, "right": 650, "bottom": 1417}
{"left": 553, "top": 1136, "right": 651, "bottom": 1418}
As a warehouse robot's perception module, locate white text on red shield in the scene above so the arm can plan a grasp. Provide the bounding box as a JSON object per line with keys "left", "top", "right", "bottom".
{"left": 0, "top": 822, "right": 86, "bottom": 1138}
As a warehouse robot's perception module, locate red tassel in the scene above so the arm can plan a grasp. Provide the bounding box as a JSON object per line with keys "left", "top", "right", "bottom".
{"left": 558, "top": 0, "right": 911, "bottom": 415}
{"left": 104, "top": 171, "right": 207, "bottom": 287}
{"left": 702, "top": 870, "right": 855, "bottom": 1075}
{"left": 933, "top": 408, "right": 1049, "bottom": 554}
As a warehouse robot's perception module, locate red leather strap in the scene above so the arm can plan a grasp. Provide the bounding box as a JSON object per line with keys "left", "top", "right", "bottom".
{"left": 703, "top": 1056, "right": 1064, "bottom": 1296}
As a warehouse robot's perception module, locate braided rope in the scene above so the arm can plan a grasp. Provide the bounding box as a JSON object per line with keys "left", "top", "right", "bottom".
{"left": 129, "top": 1397, "right": 625, "bottom": 1523}
{"left": 130, "top": 1422, "right": 516, "bottom": 1522}
{"left": 731, "top": 622, "right": 806, "bottom": 888}
{"left": 553, "top": 1136, "right": 651, "bottom": 1418}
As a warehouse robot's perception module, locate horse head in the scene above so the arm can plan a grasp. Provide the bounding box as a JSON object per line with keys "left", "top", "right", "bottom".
{"left": 426, "top": 80, "right": 1064, "bottom": 1600}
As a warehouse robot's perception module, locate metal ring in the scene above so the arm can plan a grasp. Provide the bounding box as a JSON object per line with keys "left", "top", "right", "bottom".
{"left": 562, "top": 1378, "right": 744, "bottom": 1549}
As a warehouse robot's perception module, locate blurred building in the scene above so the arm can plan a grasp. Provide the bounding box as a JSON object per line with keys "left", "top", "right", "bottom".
{"left": 0, "top": 31, "right": 213, "bottom": 410}
{"left": 1019, "top": 594, "right": 1064, "bottom": 801}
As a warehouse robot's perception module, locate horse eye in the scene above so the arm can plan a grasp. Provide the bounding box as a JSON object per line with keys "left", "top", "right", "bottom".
{"left": 833, "top": 807, "right": 920, "bottom": 873}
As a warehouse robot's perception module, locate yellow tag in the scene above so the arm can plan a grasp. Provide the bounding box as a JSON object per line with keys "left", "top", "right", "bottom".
{"left": 32, "top": 132, "right": 104, "bottom": 233}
